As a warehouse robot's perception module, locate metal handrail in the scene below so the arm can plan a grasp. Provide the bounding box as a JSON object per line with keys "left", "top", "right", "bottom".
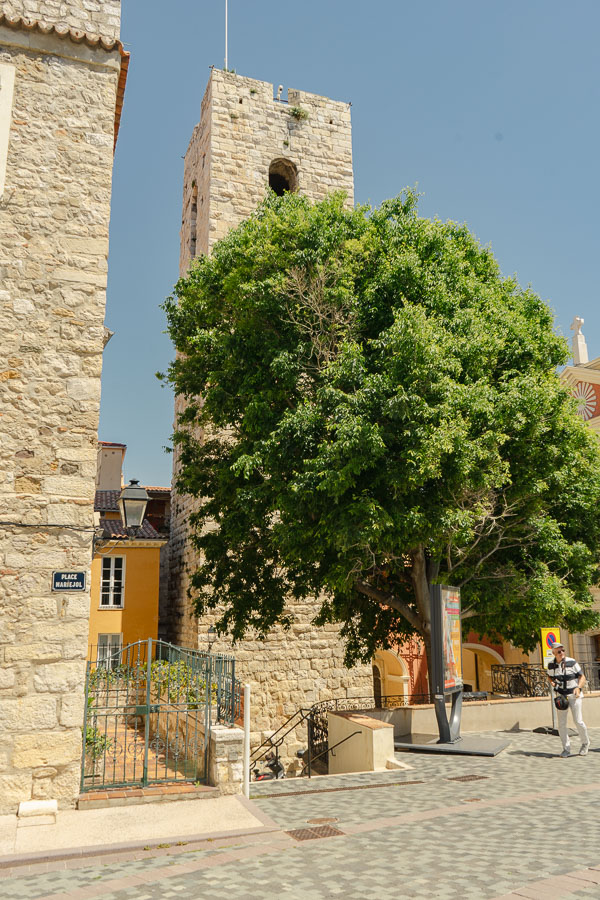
{"left": 301, "top": 730, "right": 361, "bottom": 777}
{"left": 250, "top": 706, "right": 313, "bottom": 767}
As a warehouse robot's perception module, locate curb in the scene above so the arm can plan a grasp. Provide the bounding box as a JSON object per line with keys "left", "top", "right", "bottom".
{"left": 0, "top": 823, "right": 283, "bottom": 871}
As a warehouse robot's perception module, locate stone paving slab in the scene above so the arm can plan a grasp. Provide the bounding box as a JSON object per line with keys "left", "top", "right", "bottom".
{"left": 2, "top": 729, "right": 600, "bottom": 899}
{"left": 0, "top": 795, "right": 265, "bottom": 860}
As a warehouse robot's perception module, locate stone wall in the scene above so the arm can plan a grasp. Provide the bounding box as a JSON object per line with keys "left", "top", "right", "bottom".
{"left": 169, "top": 70, "right": 372, "bottom": 769}
{"left": 0, "top": 5, "right": 121, "bottom": 813}
{"left": 1, "top": 0, "right": 120, "bottom": 40}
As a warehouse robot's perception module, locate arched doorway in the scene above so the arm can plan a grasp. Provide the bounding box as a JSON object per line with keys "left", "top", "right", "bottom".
{"left": 372, "top": 649, "right": 410, "bottom": 702}
{"left": 462, "top": 643, "right": 505, "bottom": 693}
{"left": 372, "top": 664, "right": 382, "bottom": 707}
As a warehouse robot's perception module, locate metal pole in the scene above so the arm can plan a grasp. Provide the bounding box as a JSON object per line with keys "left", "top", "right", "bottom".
{"left": 307, "top": 713, "right": 312, "bottom": 778}
{"left": 143, "top": 637, "right": 152, "bottom": 786}
{"left": 243, "top": 684, "right": 250, "bottom": 798}
{"left": 80, "top": 662, "right": 91, "bottom": 794}
{"left": 224, "top": 0, "right": 228, "bottom": 70}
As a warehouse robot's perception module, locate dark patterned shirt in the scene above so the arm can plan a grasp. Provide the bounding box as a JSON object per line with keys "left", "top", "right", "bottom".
{"left": 548, "top": 657, "right": 583, "bottom": 694}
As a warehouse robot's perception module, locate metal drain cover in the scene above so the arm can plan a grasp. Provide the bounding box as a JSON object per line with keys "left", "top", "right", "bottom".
{"left": 286, "top": 825, "right": 344, "bottom": 841}
{"left": 307, "top": 817, "right": 339, "bottom": 825}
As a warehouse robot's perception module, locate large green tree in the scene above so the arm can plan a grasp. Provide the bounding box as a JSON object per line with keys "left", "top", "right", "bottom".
{"left": 163, "top": 191, "right": 600, "bottom": 675}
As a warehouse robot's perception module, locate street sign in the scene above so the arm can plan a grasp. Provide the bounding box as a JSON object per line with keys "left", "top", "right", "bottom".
{"left": 52, "top": 571, "right": 86, "bottom": 592}
{"left": 540, "top": 627, "right": 561, "bottom": 669}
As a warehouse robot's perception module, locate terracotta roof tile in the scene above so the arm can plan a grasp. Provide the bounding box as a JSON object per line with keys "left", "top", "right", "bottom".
{"left": 94, "top": 490, "right": 120, "bottom": 511}
{"left": 0, "top": 13, "right": 130, "bottom": 150}
{"left": 99, "top": 517, "right": 163, "bottom": 541}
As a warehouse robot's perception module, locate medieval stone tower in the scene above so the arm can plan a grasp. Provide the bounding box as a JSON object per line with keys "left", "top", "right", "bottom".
{"left": 0, "top": 1, "right": 126, "bottom": 812}
{"left": 169, "top": 69, "right": 373, "bottom": 759}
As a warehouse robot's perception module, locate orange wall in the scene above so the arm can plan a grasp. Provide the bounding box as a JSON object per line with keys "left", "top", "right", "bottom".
{"left": 88, "top": 545, "right": 161, "bottom": 658}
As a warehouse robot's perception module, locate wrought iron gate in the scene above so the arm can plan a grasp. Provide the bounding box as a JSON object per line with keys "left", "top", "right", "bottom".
{"left": 81, "top": 639, "right": 238, "bottom": 793}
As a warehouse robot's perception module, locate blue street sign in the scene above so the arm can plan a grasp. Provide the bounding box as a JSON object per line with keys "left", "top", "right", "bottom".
{"left": 52, "top": 571, "right": 86, "bottom": 592}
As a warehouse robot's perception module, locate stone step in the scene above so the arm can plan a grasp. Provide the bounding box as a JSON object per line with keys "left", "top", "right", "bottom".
{"left": 78, "top": 782, "right": 220, "bottom": 810}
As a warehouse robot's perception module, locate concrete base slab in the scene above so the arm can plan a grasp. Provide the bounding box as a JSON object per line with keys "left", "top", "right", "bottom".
{"left": 394, "top": 732, "right": 510, "bottom": 756}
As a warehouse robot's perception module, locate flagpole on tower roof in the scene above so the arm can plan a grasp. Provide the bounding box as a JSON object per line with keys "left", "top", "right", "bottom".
{"left": 225, "top": 0, "right": 228, "bottom": 71}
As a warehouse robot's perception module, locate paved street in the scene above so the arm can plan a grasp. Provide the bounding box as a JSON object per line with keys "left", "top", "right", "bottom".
{"left": 3, "top": 729, "right": 600, "bottom": 899}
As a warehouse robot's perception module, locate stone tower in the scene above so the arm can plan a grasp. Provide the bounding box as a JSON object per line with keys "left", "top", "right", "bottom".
{"left": 0, "top": 2, "right": 126, "bottom": 811}
{"left": 169, "top": 69, "right": 372, "bottom": 761}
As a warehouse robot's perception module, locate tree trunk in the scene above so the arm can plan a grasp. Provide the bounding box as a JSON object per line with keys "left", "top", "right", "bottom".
{"left": 410, "top": 546, "right": 435, "bottom": 701}
{"left": 423, "top": 630, "right": 434, "bottom": 703}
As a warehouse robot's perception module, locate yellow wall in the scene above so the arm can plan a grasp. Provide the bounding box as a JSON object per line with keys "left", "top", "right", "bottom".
{"left": 88, "top": 544, "right": 161, "bottom": 658}
{"left": 462, "top": 646, "right": 506, "bottom": 692}
{"left": 373, "top": 649, "right": 410, "bottom": 698}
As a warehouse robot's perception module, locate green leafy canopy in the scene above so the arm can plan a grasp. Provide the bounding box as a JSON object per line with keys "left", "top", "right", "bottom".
{"left": 163, "top": 190, "right": 600, "bottom": 665}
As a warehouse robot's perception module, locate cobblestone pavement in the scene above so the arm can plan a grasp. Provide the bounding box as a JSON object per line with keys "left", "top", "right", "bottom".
{"left": 4, "top": 729, "right": 600, "bottom": 899}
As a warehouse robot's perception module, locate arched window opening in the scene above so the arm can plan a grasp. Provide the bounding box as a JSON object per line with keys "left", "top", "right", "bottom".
{"left": 268, "top": 158, "right": 298, "bottom": 196}
{"left": 189, "top": 186, "right": 198, "bottom": 258}
{"left": 372, "top": 665, "right": 382, "bottom": 707}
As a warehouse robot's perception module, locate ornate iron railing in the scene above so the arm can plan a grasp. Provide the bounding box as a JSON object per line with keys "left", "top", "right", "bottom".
{"left": 491, "top": 664, "right": 550, "bottom": 698}
{"left": 250, "top": 688, "right": 488, "bottom": 779}
{"left": 578, "top": 659, "right": 600, "bottom": 692}
{"left": 82, "top": 639, "right": 240, "bottom": 793}
{"left": 306, "top": 693, "right": 434, "bottom": 772}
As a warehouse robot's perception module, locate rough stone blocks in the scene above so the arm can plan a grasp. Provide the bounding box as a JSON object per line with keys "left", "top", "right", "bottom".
{"left": 0, "top": 4, "right": 121, "bottom": 814}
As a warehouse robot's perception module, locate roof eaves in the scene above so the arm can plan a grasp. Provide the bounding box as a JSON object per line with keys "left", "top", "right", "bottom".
{"left": 0, "top": 13, "right": 130, "bottom": 151}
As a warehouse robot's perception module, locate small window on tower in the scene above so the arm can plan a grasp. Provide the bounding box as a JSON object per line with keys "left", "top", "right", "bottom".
{"left": 189, "top": 186, "right": 198, "bottom": 257}
{"left": 268, "top": 158, "right": 298, "bottom": 196}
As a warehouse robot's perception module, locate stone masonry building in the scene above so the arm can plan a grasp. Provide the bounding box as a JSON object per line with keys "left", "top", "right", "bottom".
{"left": 0, "top": 1, "right": 126, "bottom": 812}
{"left": 169, "top": 69, "right": 373, "bottom": 764}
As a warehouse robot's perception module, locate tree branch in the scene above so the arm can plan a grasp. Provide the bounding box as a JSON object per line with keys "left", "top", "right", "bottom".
{"left": 355, "top": 580, "right": 424, "bottom": 634}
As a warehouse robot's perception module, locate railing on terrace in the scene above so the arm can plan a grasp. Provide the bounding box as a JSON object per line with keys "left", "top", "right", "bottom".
{"left": 492, "top": 659, "right": 600, "bottom": 699}
{"left": 250, "top": 691, "right": 488, "bottom": 779}
{"left": 87, "top": 639, "right": 241, "bottom": 727}
{"left": 491, "top": 664, "right": 550, "bottom": 698}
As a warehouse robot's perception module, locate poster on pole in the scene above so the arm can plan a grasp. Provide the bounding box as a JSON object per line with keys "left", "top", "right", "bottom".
{"left": 441, "top": 587, "right": 463, "bottom": 691}
{"left": 540, "top": 627, "right": 561, "bottom": 670}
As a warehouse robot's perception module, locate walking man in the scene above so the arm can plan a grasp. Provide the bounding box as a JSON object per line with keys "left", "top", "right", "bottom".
{"left": 547, "top": 641, "right": 590, "bottom": 757}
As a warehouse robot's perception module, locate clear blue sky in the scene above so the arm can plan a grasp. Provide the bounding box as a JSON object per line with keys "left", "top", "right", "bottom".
{"left": 100, "top": 0, "right": 600, "bottom": 486}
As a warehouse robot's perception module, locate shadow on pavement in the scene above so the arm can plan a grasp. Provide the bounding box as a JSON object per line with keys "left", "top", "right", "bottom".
{"left": 507, "top": 750, "right": 557, "bottom": 758}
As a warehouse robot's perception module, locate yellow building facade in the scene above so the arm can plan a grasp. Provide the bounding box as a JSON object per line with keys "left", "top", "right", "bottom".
{"left": 88, "top": 540, "right": 165, "bottom": 661}
{"left": 88, "top": 444, "right": 168, "bottom": 662}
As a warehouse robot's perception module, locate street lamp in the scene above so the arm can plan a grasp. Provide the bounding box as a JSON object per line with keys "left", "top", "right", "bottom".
{"left": 118, "top": 479, "right": 149, "bottom": 531}
{"left": 208, "top": 625, "right": 217, "bottom": 652}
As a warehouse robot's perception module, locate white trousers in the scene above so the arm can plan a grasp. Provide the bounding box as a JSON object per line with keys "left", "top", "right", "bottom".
{"left": 557, "top": 694, "right": 588, "bottom": 751}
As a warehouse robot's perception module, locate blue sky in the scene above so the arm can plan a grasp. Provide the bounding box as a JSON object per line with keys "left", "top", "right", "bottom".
{"left": 100, "top": 0, "right": 600, "bottom": 486}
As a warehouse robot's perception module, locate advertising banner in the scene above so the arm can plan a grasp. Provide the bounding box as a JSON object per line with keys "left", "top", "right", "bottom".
{"left": 441, "top": 587, "right": 463, "bottom": 691}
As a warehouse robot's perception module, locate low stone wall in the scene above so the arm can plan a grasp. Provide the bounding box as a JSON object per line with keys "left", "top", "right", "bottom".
{"left": 149, "top": 698, "right": 243, "bottom": 794}
{"left": 356, "top": 691, "right": 600, "bottom": 736}
{"left": 328, "top": 712, "right": 394, "bottom": 775}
